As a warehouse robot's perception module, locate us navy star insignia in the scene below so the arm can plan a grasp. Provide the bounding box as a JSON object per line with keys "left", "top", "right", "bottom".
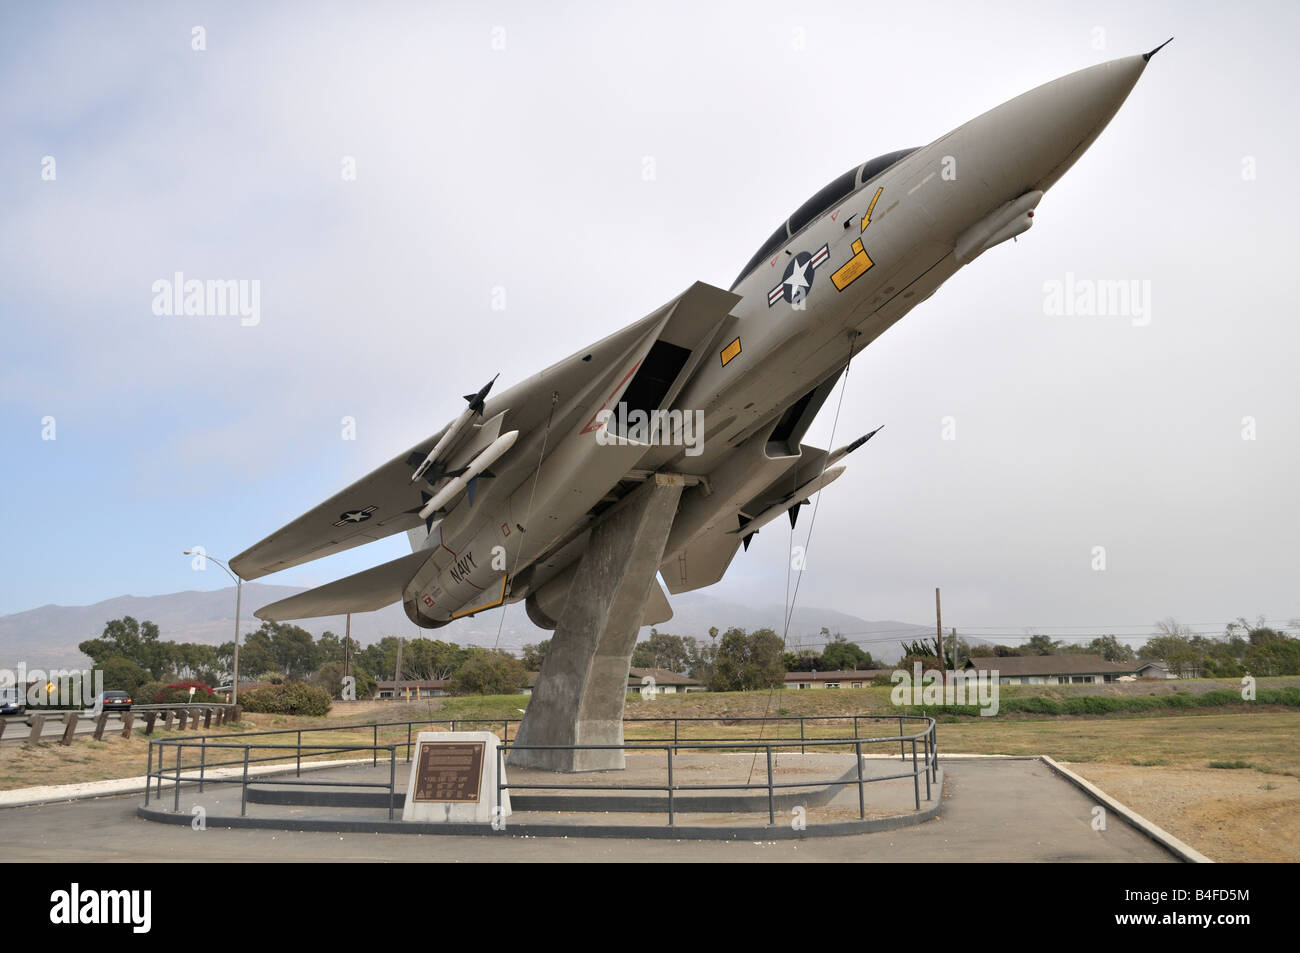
{"left": 333, "top": 505, "right": 377, "bottom": 526}
{"left": 768, "top": 244, "right": 830, "bottom": 307}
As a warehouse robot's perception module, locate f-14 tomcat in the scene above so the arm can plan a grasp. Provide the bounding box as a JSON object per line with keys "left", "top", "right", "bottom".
{"left": 232, "top": 47, "right": 1166, "bottom": 763}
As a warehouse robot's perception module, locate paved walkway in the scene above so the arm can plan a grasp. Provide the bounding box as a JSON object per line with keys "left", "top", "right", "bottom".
{"left": 0, "top": 759, "right": 1176, "bottom": 861}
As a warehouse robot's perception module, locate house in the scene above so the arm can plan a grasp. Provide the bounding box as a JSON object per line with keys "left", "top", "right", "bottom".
{"left": 521, "top": 668, "right": 705, "bottom": 695}
{"left": 375, "top": 679, "right": 449, "bottom": 700}
{"left": 627, "top": 667, "right": 705, "bottom": 693}
{"left": 962, "top": 654, "right": 1142, "bottom": 685}
{"left": 1133, "top": 659, "right": 1177, "bottom": 679}
{"left": 783, "top": 669, "right": 885, "bottom": 690}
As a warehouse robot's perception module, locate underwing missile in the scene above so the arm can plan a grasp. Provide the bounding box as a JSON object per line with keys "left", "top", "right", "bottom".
{"left": 828, "top": 425, "right": 884, "bottom": 466}
{"left": 418, "top": 429, "right": 519, "bottom": 520}
{"left": 410, "top": 374, "right": 499, "bottom": 484}
{"left": 731, "top": 465, "right": 846, "bottom": 540}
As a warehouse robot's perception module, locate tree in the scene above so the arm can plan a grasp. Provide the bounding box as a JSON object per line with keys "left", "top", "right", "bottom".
{"left": 310, "top": 661, "right": 377, "bottom": 699}
{"left": 238, "top": 627, "right": 277, "bottom": 679}
{"left": 1024, "top": 633, "right": 1061, "bottom": 656}
{"left": 78, "top": 616, "right": 166, "bottom": 677}
{"left": 708, "top": 628, "right": 785, "bottom": 692}
{"left": 631, "top": 629, "right": 690, "bottom": 673}
{"left": 819, "top": 632, "right": 875, "bottom": 670}
{"left": 1085, "top": 634, "right": 1136, "bottom": 663}
{"left": 1140, "top": 619, "right": 1202, "bottom": 677}
{"left": 402, "top": 639, "right": 468, "bottom": 680}
{"left": 683, "top": 636, "right": 714, "bottom": 681}
{"left": 521, "top": 641, "right": 550, "bottom": 671}
{"left": 783, "top": 650, "right": 821, "bottom": 672}
{"left": 98, "top": 657, "right": 150, "bottom": 694}
{"left": 448, "top": 650, "right": 528, "bottom": 696}
{"left": 265, "top": 622, "right": 319, "bottom": 678}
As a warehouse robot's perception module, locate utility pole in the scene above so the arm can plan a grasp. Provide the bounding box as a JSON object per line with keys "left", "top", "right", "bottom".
{"left": 394, "top": 637, "right": 404, "bottom": 702}
{"left": 935, "top": 587, "right": 944, "bottom": 680}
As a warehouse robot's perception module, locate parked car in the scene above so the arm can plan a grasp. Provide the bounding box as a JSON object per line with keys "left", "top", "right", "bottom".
{"left": 92, "top": 690, "right": 133, "bottom": 712}
{"left": 0, "top": 688, "right": 24, "bottom": 716}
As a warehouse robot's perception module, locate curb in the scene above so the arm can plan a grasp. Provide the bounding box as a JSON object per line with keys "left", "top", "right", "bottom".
{"left": 0, "top": 758, "right": 374, "bottom": 809}
{"left": 1039, "top": 756, "right": 1214, "bottom": 863}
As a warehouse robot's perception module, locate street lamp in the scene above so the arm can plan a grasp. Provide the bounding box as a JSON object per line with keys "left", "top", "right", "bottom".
{"left": 183, "top": 550, "right": 243, "bottom": 705}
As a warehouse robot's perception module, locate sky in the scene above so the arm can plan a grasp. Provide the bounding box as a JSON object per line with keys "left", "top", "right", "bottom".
{"left": 2, "top": 0, "right": 1297, "bottom": 649}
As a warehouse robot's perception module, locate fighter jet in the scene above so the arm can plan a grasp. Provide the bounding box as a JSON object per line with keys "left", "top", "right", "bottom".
{"left": 232, "top": 47, "right": 1166, "bottom": 757}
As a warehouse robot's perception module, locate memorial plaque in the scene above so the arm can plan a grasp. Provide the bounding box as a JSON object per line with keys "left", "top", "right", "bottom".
{"left": 412, "top": 741, "right": 485, "bottom": 803}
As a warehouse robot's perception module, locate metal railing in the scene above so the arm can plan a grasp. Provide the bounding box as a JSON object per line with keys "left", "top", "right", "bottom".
{"left": 144, "top": 714, "right": 938, "bottom": 828}
{"left": 145, "top": 739, "right": 400, "bottom": 819}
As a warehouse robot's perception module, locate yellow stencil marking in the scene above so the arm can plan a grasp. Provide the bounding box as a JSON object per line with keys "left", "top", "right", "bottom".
{"left": 833, "top": 187, "right": 883, "bottom": 291}
{"left": 720, "top": 337, "right": 742, "bottom": 366}
{"left": 861, "top": 186, "right": 883, "bottom": 232}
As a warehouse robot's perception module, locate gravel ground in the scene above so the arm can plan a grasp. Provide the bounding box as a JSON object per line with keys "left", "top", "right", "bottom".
{"left": 1066, "top": 761, "right": 1300, "bottom": 862}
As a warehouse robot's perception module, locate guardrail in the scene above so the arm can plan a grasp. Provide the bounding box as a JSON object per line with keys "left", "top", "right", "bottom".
{"left": 144, "top": 714, "right": 938, "bottom": 827}
{"left": 1, "top": 703, "right": 240, "bottom": 745}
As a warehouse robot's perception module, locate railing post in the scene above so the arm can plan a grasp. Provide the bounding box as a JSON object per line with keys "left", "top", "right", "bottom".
{"left": 407, "top": 723, "right": 413, "bottom": 762}
{"left": 199, "top": 737, "right": 207, "bottom": 793}
{"left": 799, "top": 717, "right": 805, "bottom": 755}
{"left": 855, "top": 740, "right": 865, "bottom": 819}
{"left": 145, "top": 742, "right": 153, "bottom": 807}
{"left": 389, "top": 747, "right": 396, "bottom": 820}
{"left": 911, "top": 738, "right": 920, "bottom": 810}
{"left": 59, "top": 713, "right": 78, "bottom": 746}
{"left": 666, "top": 746, "right": 675, "bottom": 827}
{"left": 673, "top": 718, "right": 679, "bottom": 752}
{"left": 373, "top": 724, "right": 378, "bottom": 767}
{"left": 496, "top": 744, "right": 503, "bottom": 825}
{"left": 296, "top": 729, "right": 302, "bottom": 777}
{"left": 766, "top": 747, "right": 775, "bottom": 825}
{"left": 899, "top": 715, "right": 905, "bottom": 760}
{"left": 121, "top": 712, "right": 133, "bottom": 738}
{"left": 241, "top": 747, "right": 250, "bottom": 816}
{"left": 173, "top": 744, "right": 182, "bottom": 812}
{"left": 924, "top": 735, "right": 931, "bottom": 800}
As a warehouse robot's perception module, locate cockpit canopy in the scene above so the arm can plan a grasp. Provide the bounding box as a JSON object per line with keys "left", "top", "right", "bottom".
{"left": 731, "top": 148, "right": 919, "bottom": 290}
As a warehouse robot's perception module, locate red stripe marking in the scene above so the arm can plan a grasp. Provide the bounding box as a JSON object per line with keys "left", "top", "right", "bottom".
{"left": 579, "top": 360, "right": 643, "bottom": 434}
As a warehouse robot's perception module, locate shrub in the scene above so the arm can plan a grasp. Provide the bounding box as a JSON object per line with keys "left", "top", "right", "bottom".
{"left": 240, "top": 682, "right": 332, "bottom": 716}
{"left": 153, "top": 681, "right": 220, "bottom": 704}
{"left": 136, "top": 681, "right": 171, "bottom": 705}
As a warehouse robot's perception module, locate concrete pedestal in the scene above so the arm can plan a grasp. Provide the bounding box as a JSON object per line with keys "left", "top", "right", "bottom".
{"left": 509, "top": 474, "right": 685, "bottom": 772}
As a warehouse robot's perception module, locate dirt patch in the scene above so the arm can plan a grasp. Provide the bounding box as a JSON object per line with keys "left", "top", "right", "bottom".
{"left": 1066, "top": 762, "right": 1300, "bottom": 862}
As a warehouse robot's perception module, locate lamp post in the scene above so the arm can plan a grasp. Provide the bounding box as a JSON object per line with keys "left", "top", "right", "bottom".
{"left": 183, "top": 550, "right": 243, "bottom": 705}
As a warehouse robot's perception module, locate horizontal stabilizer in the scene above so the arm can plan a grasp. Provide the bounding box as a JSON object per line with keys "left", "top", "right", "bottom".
{"left": 644, "top": 578, "right": 673, "bottom": 626}
{"left": 254, "top": 550, "right": 431, "bottom": 622}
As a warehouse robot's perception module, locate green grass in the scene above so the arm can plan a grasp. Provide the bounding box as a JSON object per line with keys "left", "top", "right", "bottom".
{"left": 1207, "top": 760, "right": 1253, "bottom": 769}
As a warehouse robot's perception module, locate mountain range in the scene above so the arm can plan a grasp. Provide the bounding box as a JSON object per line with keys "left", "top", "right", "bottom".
{"left": 0, "top": 585, "right": 944, "bottom": 670}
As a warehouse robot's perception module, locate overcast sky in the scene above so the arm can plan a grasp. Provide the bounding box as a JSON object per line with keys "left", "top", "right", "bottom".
{"left": 2, "top": 0, "right": 1296, "bottom": 649}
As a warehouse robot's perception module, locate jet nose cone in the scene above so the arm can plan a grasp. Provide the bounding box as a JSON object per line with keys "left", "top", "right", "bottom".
{"left": 1027, "top": 54, "right": 1150, "bottom": 191}
{"left": 941, "top": 54, "right": 1153, "bottom": 211}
